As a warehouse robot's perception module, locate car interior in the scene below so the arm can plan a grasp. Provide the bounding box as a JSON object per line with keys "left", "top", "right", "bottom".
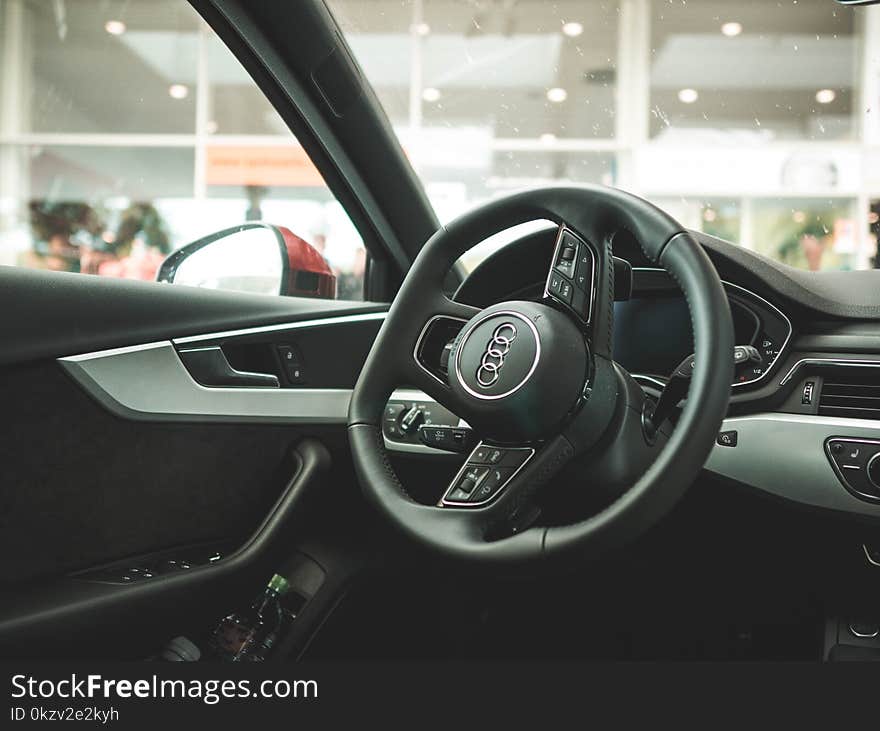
{"left": 2, "top": 0, "right": 880, "bottom": 663}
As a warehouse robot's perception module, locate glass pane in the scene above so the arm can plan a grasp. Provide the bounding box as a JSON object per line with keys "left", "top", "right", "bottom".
{"left": 2, "top": 1, "right": 368, "bottom": 300}
{"left": 655, "top": 198, "right": 742, "bottom": 244}
{"left": 205, "top": 185, "right": 366, "bottom": 299}
{"left": 430, "top": 149, "right": 616, "bottom": 222}
{"left": 329, "top": 0, "right": 620, "bottom": 225}
{"left": 649, "top": 1, "right": 858, "bottom": 141}
{"left": 205, "top": 34, "right": 290, "bottom": 136}
{"left": 23, "top": 0, "right": 200, "bottom": 134}
{"left": 202, "top": 33, "right": 368, "bottom": 299}
{"left": 752, "top": 198, "right": 863, "bottom": 271}
{"left": 419, "top": 0, "right": 618, "bottom": 141}
{"left": 1, "top": 144, "right": 193, "bottom": 276}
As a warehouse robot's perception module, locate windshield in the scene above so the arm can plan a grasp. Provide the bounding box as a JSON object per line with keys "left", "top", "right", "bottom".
{"left": 328, "top": 0, "right": 879, "bottom": 273}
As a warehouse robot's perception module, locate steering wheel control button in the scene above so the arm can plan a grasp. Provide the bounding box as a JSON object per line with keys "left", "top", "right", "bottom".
{"left": 548, "top": 272, "right": 569, "bottom": 299}
{"left": 470, "top": 446, "right": 492, "bottom": 463}
{"left": 469, "top": 445, "right": 506, "bottom": 465}
{"left": 457, "top": 466, "right": 489, "bottom": 494}
{"left": 544, "top": 227, "right": 595, "bottom": 324}
{"left": 826, "top": 438, "right": 880, "bottom": 501}
{"left": 470, "top": 467, "right": 514, "bottom": 502}
{"left": 486, "top": 447, "right": 505, "bottom": 464}
{"left": 447, "top": 488, "right": 472, "bottom": 502}
{"left": 500, "top": 449, "right": 532, "bottom": 468}
{"left": 716, "top": 430, "right": 738, "bottom": 448}
{"left": 441, "top": 443, "right": 536, "bottom": 507}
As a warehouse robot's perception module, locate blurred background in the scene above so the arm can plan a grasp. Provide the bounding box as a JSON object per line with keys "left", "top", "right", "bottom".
{"left": 1, "top": 0, "right": 880, "bottom": 300}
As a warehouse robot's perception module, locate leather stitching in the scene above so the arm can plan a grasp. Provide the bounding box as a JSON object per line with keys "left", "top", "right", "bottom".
{"left": 369, "top": 425, "right": 415, "bottom": 502}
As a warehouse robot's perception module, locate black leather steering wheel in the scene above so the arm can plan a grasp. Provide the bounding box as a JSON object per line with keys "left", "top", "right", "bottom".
{"left": 348, "top": 186, "right": 733, "bottom": 565}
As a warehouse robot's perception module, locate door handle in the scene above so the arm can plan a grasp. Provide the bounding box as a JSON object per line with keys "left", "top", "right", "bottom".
{"left": 178, "top": 346, "right": 279, "bottom": 388}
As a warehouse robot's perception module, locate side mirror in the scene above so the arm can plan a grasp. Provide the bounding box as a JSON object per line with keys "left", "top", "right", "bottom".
{"left": 157, "top": 223, "right": 336, "bottom": 299}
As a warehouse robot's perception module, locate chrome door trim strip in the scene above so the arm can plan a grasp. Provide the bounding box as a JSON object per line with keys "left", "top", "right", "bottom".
{"left": 59, "top": 311, "right": 388, "bottom": 424}
{"left": 704, "top": 412, "right": 880, "bottom": 519}
{"left": 60, "top": 341, "right": 352, "bottom": 424}
{"left": 172, "top": 310, "right": 387, "bottom": 345}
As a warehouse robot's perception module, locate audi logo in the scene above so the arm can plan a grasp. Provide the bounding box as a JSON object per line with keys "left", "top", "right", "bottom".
{"left": 476, "top": 323, "right": 517, "bottom": 387}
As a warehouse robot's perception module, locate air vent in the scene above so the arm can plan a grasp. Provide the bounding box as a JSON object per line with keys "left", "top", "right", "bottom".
{"left": 818, "top": 367, "right": 880, "bottom": 420}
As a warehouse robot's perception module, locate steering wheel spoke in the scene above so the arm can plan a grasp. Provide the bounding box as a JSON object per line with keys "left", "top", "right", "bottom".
{"left": 399, "top": 352, "right": 462, "bottom": 416}
{"left": 434, "top": 296, "right": 481, "bottom": 323}
{"left": 440, "top": 436, "right": 576, "bottom": 535}
{"left": 440, "top": 442, "right": 538, "bottom": 507}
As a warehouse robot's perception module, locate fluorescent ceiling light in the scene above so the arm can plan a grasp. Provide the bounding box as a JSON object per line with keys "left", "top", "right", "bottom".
{"left": 547, "top": 87, "right": 568, "bottom": 103}
{"left": 815, "top": 88, "right": 836, "bottom": 104}
{"left": 422, "top": 87, "right": 441, "bottom": 102}
{"left": 721, "top": 22, "right": 742, "bottom": 37}
{"left": 168, "top": 84, "right": 189, "bottom": 100}
{"left": 562, "top": 22, "right": 584, "bottom": 38}
{"left": 539, "top": 133, "right": 557, "bottom": 144}
{"left": 104, "top": 20, "right": 126, "bottom": 35}
{"left": 678, "top": 88, "right": 699, "bottom": 104}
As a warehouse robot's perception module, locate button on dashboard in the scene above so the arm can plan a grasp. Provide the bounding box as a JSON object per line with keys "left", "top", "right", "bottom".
{"left": 826, "top": 438, "right": 880, "bottom": 500}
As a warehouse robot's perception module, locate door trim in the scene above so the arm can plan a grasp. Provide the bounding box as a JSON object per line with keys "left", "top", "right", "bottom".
{"left": 60, "top": 312, "right": 388, "bottom": 424}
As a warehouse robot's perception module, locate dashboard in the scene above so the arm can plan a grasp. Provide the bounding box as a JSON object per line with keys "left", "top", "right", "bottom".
{"left": 382, "top": 224, "right": 880, "bottom": 531}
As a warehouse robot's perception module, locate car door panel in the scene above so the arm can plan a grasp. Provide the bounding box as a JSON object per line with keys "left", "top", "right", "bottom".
{"left": 0, "top": 266, "right": 386, "bottom": 657}
{"left": 0, "top": 438, "right": 331, "bottom": 659}
{"left": 0, "top": 265, "right": 385, "bottom": 366}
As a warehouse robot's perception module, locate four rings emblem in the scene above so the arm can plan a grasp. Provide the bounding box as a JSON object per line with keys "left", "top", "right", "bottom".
{"left": 476, "top": 323, "right": 518, "bottom": 387}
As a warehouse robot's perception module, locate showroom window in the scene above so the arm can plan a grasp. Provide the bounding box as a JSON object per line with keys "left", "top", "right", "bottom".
{"left": 331, "top": 0, "right": 622, "bottom": 226}
{"left": 330, "top": 0, "right": 880, "bottom": 273}
{"left": 0, "top": 0, "right": 367, "bottom": 300}
{"left": 649, "top": 1, "right": 858, "bottom": 142}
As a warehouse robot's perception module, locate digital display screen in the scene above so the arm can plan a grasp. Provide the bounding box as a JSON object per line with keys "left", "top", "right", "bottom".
{"left": 613, "top": 297, "right": 759, "bottom": 378}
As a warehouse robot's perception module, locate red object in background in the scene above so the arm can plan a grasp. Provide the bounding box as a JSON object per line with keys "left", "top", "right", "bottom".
{"left": 97, "top": 247, "right": 165, "bottom": 281}
{"left": 277, "top": 226, "right": 337, "bottom": 299}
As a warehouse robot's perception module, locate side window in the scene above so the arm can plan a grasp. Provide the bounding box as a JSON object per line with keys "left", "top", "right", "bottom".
{"left": 0, "top": 0, "right": 366, "bottom": 300}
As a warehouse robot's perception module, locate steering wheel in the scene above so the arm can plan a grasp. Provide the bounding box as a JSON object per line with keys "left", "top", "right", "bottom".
{"left": 348, "top": 186, "right": 733, "bottom": 565}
